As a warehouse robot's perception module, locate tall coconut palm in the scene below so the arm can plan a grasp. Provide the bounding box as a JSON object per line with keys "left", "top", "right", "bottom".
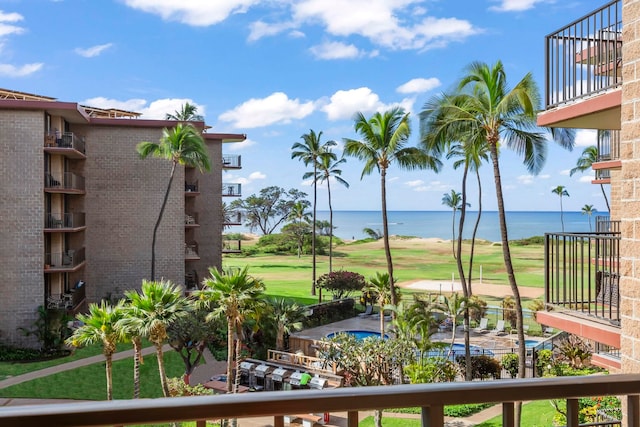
{"left": 198, "top": 266, "right": 265, "bottom": 395}
{"left": 165, "top": 102, "right": 204, "bottom": 121}
{"left": 552, "top": 185, "right": 570, "bottom": 232}
{"left": 66, "top": 301, "right": 125, "bottom": 400}
{"left": 120, "top": 280, "right": 191, "bottom": 398}
{"left": 420, "top": 60, "right": 575, "bottom": 405}
{"left": 582, "top": 204, "right": 597, "bottom": 231}
{"left": 309, "top": 152, "right": 349, "bottom": 272}
{"left": 116, "top": 305, "right": 144, "bottom": 399}
{"left": 570, "top": 145, "right": 610, "bottom": 212}
{"left": 137, "top": 123, "right": 211, "bottom": 280}
{"left": 268, "top": 298, "right": 305, "bottom": 351}
{"left": 291, "top": 130, "right": 337, "bottom": 296}
{"left": 365, "top": 272, "right": 393, "bottom": 337}
{"left": 441, "top": 190, "right": 468, "bottom": 259}
{"left": 345, "top": 108, "right": 441, "bottom": 306}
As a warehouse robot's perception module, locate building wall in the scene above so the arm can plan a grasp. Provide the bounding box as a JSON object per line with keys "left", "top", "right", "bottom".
{"left": 0, "top": 110, "right": 45, "bottom": 345}
{"left": 81, "top": 124, "right": 185, "bottom": 301}
{"left": 620, "top": 0, "right": 640, "bottom": 374}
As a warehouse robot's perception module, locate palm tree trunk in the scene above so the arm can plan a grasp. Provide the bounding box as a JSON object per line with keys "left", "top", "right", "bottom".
{"left": 600, "top": 183, "right": 611, "bottom": 212}
{"left": 467, "top": 169, "right": 483, "bottom": 297}
{"left": 155, "top": 342, "right": 170, "bottom": 397}
{"left": 452, "top": 208, "right": 457, "bottom": 259}
{"left": 328, "top": 180, "right": 333, "bottom": 273}
{"left": 133, "top": 336, "right": 142, "bottom": 398}
{"left": 380, "top": 169, "right": 396, "bottom": 307}
{"left": 379, "top": 299, "right": 385, "bottom": 337}
{"left": 560, "top": 197, "right": 564, "bottom": 232}
{"left": 458, "top": 163, "right": 472, "bottom": 381}
{"left": 489, "top": 143, "right": 525, "bottom": 425}
{"left": 226, "top": 319, "right": 234, "bottom": 393}
{"left": 312, "top": 164, "right": 317, "bottom": 296}
{"left": 106, "top": 355, "right": 113, "bottom": 401}
{"left": 151, "top": 161, "right": 177, "bottom": 281}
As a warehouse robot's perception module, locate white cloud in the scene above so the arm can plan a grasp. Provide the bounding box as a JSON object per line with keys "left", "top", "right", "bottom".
{"left": 248, "top": 20, "right": 297, "bottom": 42}
{"left": 248, "top": 171, "right": 266, "bottom": 180}
{"left": 75, "top": 43, "right": 113, "bottom": 58}
{"left": 579, "top": 174, "right": 595, "bottom": 183}
{"left": 0, "top": 63, "right": 43, "bottom": 77}
{"left": 219, "top": 92, "right": 315, "bottom": 128}
{"left": 321, "top": 87, "right": 414, "bottom": 120}
{"left": 538, "top": 174, "right": 550, "bottom": 180}
{"left": 226, "top": 138, "right": 256, "bottom": 152}
{"left": 396, "top": 77, "right": 441, "bottom": 94}
{"left": 406, "top": 179, "right": 449, "bottom": 192}
{"left": 309, "top": 41, "right": 364, "bottom": 60}
{"left": 122, "top": 0, "right": 260, "bottom": 26}
{"left": 517, "top": 174, "right": 534, "bottom": 185}
{"left": 405, "top": 179, "right": 425, "bottom": 187}
{"left": 575, "top": 129, "right": 597, "bottom": 147}
{"left": 227, "top": 170, "right": 266, "bottom": 186}
{"left": 82, "top": 97, "right": 205, "bottom": 119}
{"left": 489, "top": 0, "right": 549, "bottom": 12}
{"left": 560, "top": 169, "right": 570, "bottom": 176}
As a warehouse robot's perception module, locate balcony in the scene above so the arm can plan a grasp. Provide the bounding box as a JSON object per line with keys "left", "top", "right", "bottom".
{"left": 596, "top": 216, "right": 620, "bottom": 232}
{"left": 44, "top": 212, "right": 86, "bottom": 231}
{"left": 598, "top": 129, "right": 620, "bottom": 162}
{"left": 44, "top": 132, "right": 86, "bottom": 159}
{"left": 185, "top": 180, "right": 199, "bottom": 196}
{"left": 224, "top": 210, "right": 242, "bottom": 226}
{"left": 222, "top": 154, "right": 241, "bottom": 169}
{"left": 223, "top": 183, "right": 242, "bottom": 197}
{"left": 222, "top": 239, "right": 242, "bottom": 253}
{"left": 46, "top": 280, "right": 86, "bottom": 313}
{"left": 185, "top": 241, "right": 200, "bottom": 260}
{"left": 538, "top": 0, "right": 622, "bottom": 129}
{"left": 185, "top": 212, "right": 199, "bottom": 227}
{"left": 45, "top": 247, "right": 86, "bottom": 272}
{"left": 44, "top": 172, "right": 85, "bottom": 194}
{"left": 1, "top": 374, "right": 639, "bottom": 427}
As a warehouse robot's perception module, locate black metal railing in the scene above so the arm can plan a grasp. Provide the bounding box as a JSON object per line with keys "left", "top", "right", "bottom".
{"left": 545, "top": 232, "right": 620, "bottom": 325}
{"left": 222, "top": 154, "right": 241, "bottom": 168}
{"left": 222, "top": 239, "right": 242, "bottom": 252}
{"left": 185, "top": 242, "right": 199, "bottom": 258}
{"left": 596, "top": 168, "right": 611, "bottom": 180}
{"left": 598, "top": 129, "right": 620, "bottom": 161}
{"left": 185, "top": 212, "right": 199, "bottom": 226}
{"left": 224, "top": 210, "right": 242, "bottom": 225}
{"left": 185, "top": 180, "right": 199, "bottom": 193}
{"left": 44, "top": 172, "right": 85, "bottom": 192}
{"left": 44, "top": 132, "right": 86, "bottom": 153}
{"left": 45, "top": 212, "right": 85, "bottom": 229}
{"left": 45, "top": 247, "right": 86, "bottom": 269}
{"left": 596, "top": 216, "right": 620, "bottom": 233}
{"left": 223, "top": 183, "right": 242, "bottom": 196}
{"left": 544, "top": 0, "right": 622, "bottom": 108}
{"left": 1, "top": 374, "right": 638, "bottom": 427}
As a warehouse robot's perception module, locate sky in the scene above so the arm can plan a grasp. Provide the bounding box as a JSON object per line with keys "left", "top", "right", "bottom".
{"left": 1, "top": 0, "right": 611, "bottom": 212}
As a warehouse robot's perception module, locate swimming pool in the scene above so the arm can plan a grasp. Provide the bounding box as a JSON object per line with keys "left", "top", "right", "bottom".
{"left": 516, "top": 340, "right": 541, "bottom": 348}
{"left": 326, "top": 330, "right": 388, "bottom": 340}
{"left": 423, "top": 343, "right": 495, "bottom": 360}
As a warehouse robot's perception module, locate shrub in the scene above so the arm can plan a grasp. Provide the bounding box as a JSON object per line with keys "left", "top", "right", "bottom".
{"left": 468, "top": 296, "right": 487, "bottom": 322}
{"left": 316, "top": 270, "right": 366, "bottom": 300}
{"left": 405, "top": 359, "right": 459, "bottom": 384}
{"left": 536, "top": 349, "right": 553, "bottom": 377}
{"left": 501, "top": 296, "right": 517, "bottom": 329}
{"left": 556, "top": 335, "right": 592, "bottom": 369}
{"left": 501, "top": 353, "right": 519, "bottom": 378}
{"left": 456, "top": 355, "right": 502, "bottom": 380}
{"left": 167, "top": 377, "right": 212, "bottom": 396}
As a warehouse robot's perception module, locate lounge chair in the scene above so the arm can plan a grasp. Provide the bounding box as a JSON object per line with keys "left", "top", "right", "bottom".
{"left": 490, "top": 320, "right": 505, "bottom": 335}
{"left": 358, "top": 305, "right": 373, "bottom": 317}
{"left": 474, "top": 318, "right": 489, "bottom": 333}
{"left": 543, "top": 327, "right": 554, "bottom": 337}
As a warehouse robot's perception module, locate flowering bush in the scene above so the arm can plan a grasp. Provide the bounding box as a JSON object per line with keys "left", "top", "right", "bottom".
{"left": 316, "top": 270, "right": 366, "bottom": 299}
{"left": 552, "top": 395, "right": 621, "bottom": 425}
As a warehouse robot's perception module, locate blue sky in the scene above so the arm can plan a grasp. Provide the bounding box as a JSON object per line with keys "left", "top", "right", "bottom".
{"left": 1, "top": 0, "right": 609, "bottom": 212}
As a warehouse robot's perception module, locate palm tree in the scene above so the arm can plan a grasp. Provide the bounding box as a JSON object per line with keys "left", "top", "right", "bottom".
{"left": 66, "top": 301, "right": 125, "bottom": 400}
{"left": 345, "top": 107, "right": 441, "bottom": 306}
{"left": 365, "top": 272, "right": 393, "bottom": 337}
{"left": 291, "top": 130, "right": 337, "bottom": 296}
{"left": 268, "top": 298, "right": 305, "bottom": 351}
{"left": 582, "top": 204, "right": 597, "bottom": 231}
{"left": 116, "top": 304, "right": 144, "bottom": 399}
{"left": 420, "top": 60, "right": 575, "bottom": 400}
{"left": 197, "top": 266, "right": 265, "bottom": 395}
{"left": 441, "top": 190, "right": 468, "bottom": 259}
{"left": 310, "top": 152, "right": 349, "bottom": 272}
{"left": 570, "top": 145, "right": 610, "bottom": 212}
{"left": 552, "top": 185, "right": 570, "bottom": 232}
{"left": 120, "top": 280, "right": 191, "bottom": 398}
{"left": 137, "top": 123, "right": 211, "bottom": 280}
{"left": 165, "top": 102, "right": 204, "bottom": 121}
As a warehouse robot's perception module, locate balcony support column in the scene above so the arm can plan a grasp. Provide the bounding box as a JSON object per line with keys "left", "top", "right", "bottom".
{"left": 421, "top": 405, "right": 443, "bottom": 427}
{"left": 273, "top": 415, "right": 284, "bottom": 427}
{"left": 346, "top": 410, "right": 358, "bottom": 426}
{"left": 502, "top": 402, "right": 514, "bottom": 427}
{"left": 628, "top": 395, "right": 640, "bottom": 427}
{"left": 566, "top": 398, "right": 579, "bottom": 427}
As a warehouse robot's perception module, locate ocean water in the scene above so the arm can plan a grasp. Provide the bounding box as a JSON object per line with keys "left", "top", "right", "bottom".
{"left": 315, "top": 210, "right": 600, "bottom": 242}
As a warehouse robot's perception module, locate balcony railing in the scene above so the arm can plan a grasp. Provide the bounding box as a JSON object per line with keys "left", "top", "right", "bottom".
{"left": 46, "top": 280, "right": 86, "bottom": 312}
{"left": 598, "top": 129, "right": 620, "bottom": 161}
{"left": 44, "top": 172, "right": 85, "bottom": 192}
{"left": 596, "top": 168, "right": 611, "bottom": 180}
{"left": 185, "top": 212, "right": 199, "bottom": 226}
{"left": 596, "top": 216, "right": 620, "bottom": 233}
{"left": 223, "top": 183, "right": 241, "bottom": 197}
{"left": 45, "top": 212, "right": 85, "bottom": 229}
{"left": 224, "top": 210, "right": 242, "bottom": 225}
{"left": 44, "top": 132, "right": 86, "bottom": 154}
{"left": 545, "top": 232, "right": 620, "bottom": 325}
{"left": 185, "top": 180, "right": 199, "bottom": 194}
{"left": 1, "top": 374, "right": 639, "bottom": 427}
{"left": 544, "top": 0, "right": 622, "bottom": 108}
{"left": 223, "top": 239, "right": 242, "bottom": 253}
{"left": 185, "top": 242, "right": 200, "bottom": 259}
{"left": 222, "top": 154, "right": 241, "bottom": 168}
{"left": 45, "top": 247, "right": 86, "bottom": 271}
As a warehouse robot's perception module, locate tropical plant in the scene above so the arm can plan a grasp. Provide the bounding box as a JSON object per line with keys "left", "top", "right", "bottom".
{"left": 120, "top": 280, "right": 191, "bottom": 398}
{"left": 345, "top": 107, "right": 440, "bottom": 307}
{"left": 502, "top": 353, "right": 519, "bottom": 378}
{"left": 19, "top": 305, "right": 72, "bottom": 355}
{"left": 287, "top": 201, "right": 312, "bottom": 257}
{"left": 197, "top": 266, "right": 265, "bottom": 395}
{"left": 267, "top": 298, "right": 306, "bottom": 351}
{"left": 66, "top": 300, "right": 125, "bottom": 400}
{"left": 570, "top": 145, "right": 610, "bottom": 212}
{"left": 420, "top": 60, "right": 575, "bottom": 399}
{"left": 556, "top": 335, "right": 592, "bottom": 369}
{"left": 292, "top": 130, "right": 337, "bottom": 296}
{"left": 441, "top": 189, "right": 469, "bottom": 259}
{"left": 366, "top": 272, "right": 394, "bottom": 337}
{"left": 362, "top": 227, "right": 382, "bottom": 240}
{"left": 165, "top": 102, "right": 204, "bottom": 121}
{"left": 582, "top": 204, "right": 596, "bottom": 231}
{"left": 551, "top": 185, "right": 570, "bottom": 232}
{"left": 501, "top": 295, "right": 517, "bottom": 329}
{"left": 313, "top": 152, "right": 349, "bottom": 273}
{"left": 136, "top": 123, "right": 211, "bottom": 280}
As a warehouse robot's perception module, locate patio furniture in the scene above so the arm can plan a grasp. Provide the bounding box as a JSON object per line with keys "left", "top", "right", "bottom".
{"left": 474, "top": 318, "right": 489, "bottom": 333}
{"left": 490, "top": 320, "right": 505, "bottom": 335}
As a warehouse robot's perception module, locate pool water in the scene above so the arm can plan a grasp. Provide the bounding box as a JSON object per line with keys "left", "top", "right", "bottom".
{"left": 423, "top": 343, "right": 495, "bottom": 360}
{"left": 326, "top": 330, "right": 388, "bottom": 340}
{"left": 516, "top": 340, "right": 540, "bottom": 348}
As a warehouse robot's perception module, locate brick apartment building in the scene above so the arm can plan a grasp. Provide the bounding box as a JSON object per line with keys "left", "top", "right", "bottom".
{"left": 0, "top": 88, "right": 245, "bottom": 347}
